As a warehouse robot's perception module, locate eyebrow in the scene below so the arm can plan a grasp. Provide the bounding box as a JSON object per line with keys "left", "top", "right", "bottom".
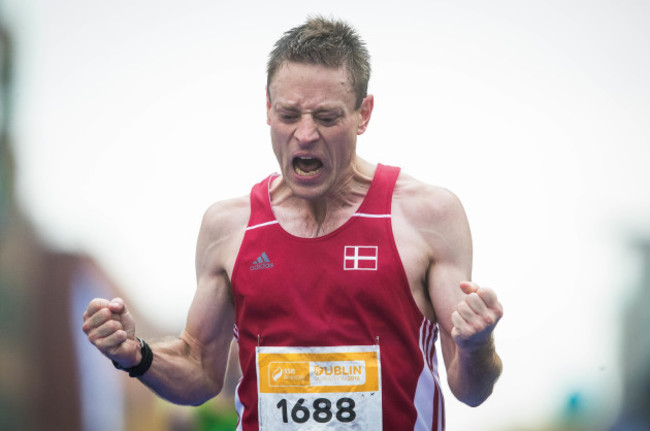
{"left": 275, "top": 103, "right": 344, "bottom": 114}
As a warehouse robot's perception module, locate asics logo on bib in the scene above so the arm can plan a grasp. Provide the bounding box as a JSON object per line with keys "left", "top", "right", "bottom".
{"left": 250, "top": 252, "right": 274, "bottom": 270}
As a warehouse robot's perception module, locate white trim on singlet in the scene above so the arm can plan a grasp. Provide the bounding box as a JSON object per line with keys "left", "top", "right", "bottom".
{"left": 352, "top": 213, "right": 392, "bottom": 219}
{"left": 246, "top": 214, "right": 388, "bottom": 231}
{"left": 414, "top": 317, "right": 445, "bottom": 430}
{"left": 234, "top": 379, "right": 244, "bottom": 431}
{"left": 245, "top": 220, "right": 279, "bottom": 231}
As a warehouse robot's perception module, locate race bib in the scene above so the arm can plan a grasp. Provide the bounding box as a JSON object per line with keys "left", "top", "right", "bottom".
{"left": 256, "top": 345, "right": 382, "bottom": 430}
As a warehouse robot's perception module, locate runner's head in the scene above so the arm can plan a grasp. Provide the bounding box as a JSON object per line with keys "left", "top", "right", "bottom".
{"left": 267, "top": 16, "right": 371, "bottom": 110}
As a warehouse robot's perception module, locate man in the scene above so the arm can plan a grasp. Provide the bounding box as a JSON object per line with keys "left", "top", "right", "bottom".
{"left": 83, "top": 17, "right": 503, "bottom": 430}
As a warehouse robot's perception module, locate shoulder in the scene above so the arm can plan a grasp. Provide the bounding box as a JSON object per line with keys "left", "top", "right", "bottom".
{"left": 199, "top": 195, "right": 250, "bottom": 240}
{"left": 202, "top": 195, "right": 251, "bottom": 227}
{"left": 196, "top": 195, "right": 250, "bottom": 257}
{"left": 392, "top": 170, "right": 472, "bottom": 265}
{"left": 393, "top": 170, "right": 468, "bottom": 228}
{"left": 194, "top": 195, "right": 251, "bottom": 275}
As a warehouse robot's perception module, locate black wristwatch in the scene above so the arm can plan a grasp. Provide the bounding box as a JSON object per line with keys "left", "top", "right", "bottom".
{"left": 112, "top": 337, "right": 154, "bottom": 377}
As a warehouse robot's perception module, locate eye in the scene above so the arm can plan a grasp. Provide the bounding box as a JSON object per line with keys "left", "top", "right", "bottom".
{"left": 279, "top": 113, "right": 299, "bottom": 123}
{"left": 317, "top": 116, "right": 338, "bottom": 126}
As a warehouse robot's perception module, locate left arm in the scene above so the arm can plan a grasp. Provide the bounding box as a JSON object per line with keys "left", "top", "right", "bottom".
{"left": 425, "top": 188, "right": 503, "bottom": 406}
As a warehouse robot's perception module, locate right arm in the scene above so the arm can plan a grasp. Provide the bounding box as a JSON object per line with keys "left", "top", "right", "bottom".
{"left": 82, "top": 199, "right": 246, "bottom": 405}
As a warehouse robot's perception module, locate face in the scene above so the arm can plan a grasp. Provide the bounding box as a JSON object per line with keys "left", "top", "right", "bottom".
{"left": 266, "top": 62, "right": 373, "bottom": 201}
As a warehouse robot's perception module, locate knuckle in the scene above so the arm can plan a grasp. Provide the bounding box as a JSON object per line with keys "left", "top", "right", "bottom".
{"left": 94, "top": 337, "right": 108, "bottom": 351}
{"left": 96, "top": 334, "right": 117, "bottom": 352}
{"left": 469, "top": 322, "right": 483, "bottom": 334}
{"left": 107, "top": 320, "right": 122, "bottom": 332}
{"left": 462, "top": 327, "right": 475, "bottom": 340}
{"left": 87, "top": 331, "right": 100, "bottom": 345}
{"left": 482, "top": 314, "right": 496, "bottom": 326}
{"left": 87, "top": 298, "right": 105, "bottom": 311}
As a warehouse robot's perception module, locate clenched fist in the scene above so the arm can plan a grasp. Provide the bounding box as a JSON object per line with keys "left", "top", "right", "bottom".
{"left": 82, "top": 297, "right": 141, "bottom": 367}
{"left": 451, "top": 281, "right": 503, "bottom": 352}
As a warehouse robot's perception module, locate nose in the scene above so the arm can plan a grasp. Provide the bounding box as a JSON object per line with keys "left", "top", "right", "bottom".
{"left": 294, "top": 115, "right": 319, "bottom": 145}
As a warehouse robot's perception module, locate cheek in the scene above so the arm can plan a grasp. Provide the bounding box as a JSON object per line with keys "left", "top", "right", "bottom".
{"left": 328, "top": 129, "right": 357, "bottom": 159}
{"left": 270, "top": 120, "right": 292, "bottom": 139}
{"left": 270, "top": 129, "right": 288, "bottom": 160}
{"left": 270, "top": 136, "right": 282, "bottom": 157}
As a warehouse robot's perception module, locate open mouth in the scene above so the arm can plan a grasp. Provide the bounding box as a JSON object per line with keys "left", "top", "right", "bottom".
{"left": 293, "top": 157, "right": 323, "bottom": 176}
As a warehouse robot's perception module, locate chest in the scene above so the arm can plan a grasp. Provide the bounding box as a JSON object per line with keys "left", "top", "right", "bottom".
{"left": 230, "top": 215, "right": 425, "bottom": 344}
{"left": 233, "top": 217, "right": 398, "bottom": 300}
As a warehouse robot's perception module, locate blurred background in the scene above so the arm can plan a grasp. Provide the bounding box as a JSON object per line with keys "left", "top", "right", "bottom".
{"left": 1, "top": 1, "right": 649, "bottom": 430}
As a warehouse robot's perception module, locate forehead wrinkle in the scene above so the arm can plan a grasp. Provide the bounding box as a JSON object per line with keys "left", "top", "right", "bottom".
{"left": 268, "top": 63, "right": 356, "bottom": 108}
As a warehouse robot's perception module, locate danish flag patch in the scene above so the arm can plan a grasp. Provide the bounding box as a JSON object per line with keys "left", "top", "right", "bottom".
{"left": 344, "top": 246, "right": 378, "bottom": 270}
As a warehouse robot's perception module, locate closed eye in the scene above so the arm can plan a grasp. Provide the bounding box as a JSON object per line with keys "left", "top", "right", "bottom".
{"left": 279, "top": 113, "right": 299, "bottom": 123}
{"left": 316, "top": 113, "right": 342, "bottom": 126}
{"left": 318, "top": 117, "right": 336, "bottom": 126}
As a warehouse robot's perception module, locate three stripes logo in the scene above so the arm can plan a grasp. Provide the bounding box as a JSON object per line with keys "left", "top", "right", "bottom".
{"left": 250, "top": 252, "right": 274, "bottom": 271}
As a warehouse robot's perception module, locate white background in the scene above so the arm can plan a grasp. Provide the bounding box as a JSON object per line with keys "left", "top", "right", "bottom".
{"left": 2, "top": 1, "right": 650, "bottom": 429}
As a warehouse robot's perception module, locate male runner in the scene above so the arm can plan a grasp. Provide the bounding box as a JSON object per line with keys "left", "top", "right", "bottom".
{"left": 82, "top": 16, "right": 503, "bottom": 430}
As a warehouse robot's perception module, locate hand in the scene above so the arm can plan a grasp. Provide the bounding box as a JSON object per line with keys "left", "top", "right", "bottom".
{"left": 451, "top": 281, "right": 503, "bottom": 352}
{"left": 82, "top": 297, "right": 141, "bottom": 367}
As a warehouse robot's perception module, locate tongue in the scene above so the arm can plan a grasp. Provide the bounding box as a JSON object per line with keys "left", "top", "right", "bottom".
{"left": 295, "top": 158, "right": 323, "bottom": 173}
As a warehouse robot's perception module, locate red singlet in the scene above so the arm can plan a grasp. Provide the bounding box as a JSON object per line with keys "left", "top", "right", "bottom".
{"left": 231, "top": 164, "right": 445, "bottom": 430}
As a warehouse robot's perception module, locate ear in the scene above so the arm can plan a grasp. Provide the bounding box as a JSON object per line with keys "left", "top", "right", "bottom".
{"left": 266, "top": 86, "right": 272, "bottom": 126}
{"left": 357, "top": 95, "right": 374, "bottom": 135}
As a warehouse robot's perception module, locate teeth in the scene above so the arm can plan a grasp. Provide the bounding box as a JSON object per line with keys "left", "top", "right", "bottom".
{"left": 295, "top": 165, "right": 322, "bottom": 176}
{"left": 293, "top": 157, "right": 323, "bottom": 176}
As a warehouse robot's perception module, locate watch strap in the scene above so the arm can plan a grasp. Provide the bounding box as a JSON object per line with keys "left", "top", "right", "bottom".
{"left": 112, "top": 337, "right": 153, "bottom": 377}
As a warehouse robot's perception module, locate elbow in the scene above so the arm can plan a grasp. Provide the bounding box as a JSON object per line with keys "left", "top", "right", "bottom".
{"left": 188, "top": 397, "right": 212, "bottom": 407}
{"left": 450, "top": 384, "right": 493, "bottom": 407}
{"left": 161, "top": 379, "right": 223, "bottom": 407}
{"left": 448, "top": 366, "right": 501, "bottom": 407}
{"left": 451, "top": 352, "right": 503, "bottom": 407}
{"left": 458, "top": 389, "right": 493, "bottom": 407}
{"left": 176, "top": 389, "right": 221, "bottom": 407}
{"left": 188, "top": 381, "right": 223, "bottom": 406}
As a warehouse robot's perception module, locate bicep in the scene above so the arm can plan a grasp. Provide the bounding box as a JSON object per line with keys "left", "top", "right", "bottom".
{"left": 185, "top": 271, "right": 235, "bottom": 346}
{"left": 425, "top": 191, "right": 473, "bottom": 365}
{"left": 183, "top": 271, "right": 235, "bottom": 369}
{"left": 181, "top": 204, "right": 240, "bottom": 383}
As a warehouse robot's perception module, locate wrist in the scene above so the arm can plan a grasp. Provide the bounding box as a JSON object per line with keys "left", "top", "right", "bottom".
{"left": 457, "top": 334, "right": 495, "bottom": 356}
{"left": 112, "top": 338, "right": 154, "bottom": 377}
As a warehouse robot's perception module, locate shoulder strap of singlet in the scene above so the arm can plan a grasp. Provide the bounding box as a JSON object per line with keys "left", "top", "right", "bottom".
{"left": 246, "top": 174, "right": 278, "bottom": 229}
{"left": 355, "top": 163, "right": 401, "bottom": 216}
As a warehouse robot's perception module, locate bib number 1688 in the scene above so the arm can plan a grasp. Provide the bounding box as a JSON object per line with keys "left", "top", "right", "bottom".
{"left": 276, "top": 397, "right": 356, "bottom": 424}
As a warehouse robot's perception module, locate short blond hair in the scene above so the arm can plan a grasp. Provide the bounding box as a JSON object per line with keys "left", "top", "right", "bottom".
{"left": 267, "top": 16, "right": 371, "bottom": 109}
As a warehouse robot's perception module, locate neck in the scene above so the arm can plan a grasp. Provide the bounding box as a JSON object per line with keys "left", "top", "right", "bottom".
{"left": 271, "top": 158, "right": 375, "bottom": 237}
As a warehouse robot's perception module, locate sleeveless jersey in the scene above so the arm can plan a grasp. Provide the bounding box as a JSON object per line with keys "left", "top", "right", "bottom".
{"left": 230, "top": 164, "right": 445, "bottom": 430}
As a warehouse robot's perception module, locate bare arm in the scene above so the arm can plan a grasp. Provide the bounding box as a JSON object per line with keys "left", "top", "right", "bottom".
{"left": 424, "top": 188, "right": 503, "bottom": 406}
{"left": 135, "top": 256, "right": 236, "bottom": 405}
{"left": 82, "top": 199, "right": 245, "bottom": 405}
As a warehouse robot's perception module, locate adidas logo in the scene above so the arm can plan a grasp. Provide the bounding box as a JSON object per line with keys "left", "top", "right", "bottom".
{"left": 250, "top": 252, "right": 274, "bottom": 271}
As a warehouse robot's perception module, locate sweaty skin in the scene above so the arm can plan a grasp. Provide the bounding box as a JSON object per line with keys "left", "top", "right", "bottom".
{"left": 82, "top": 61, "right": 502, "bottom": 408}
